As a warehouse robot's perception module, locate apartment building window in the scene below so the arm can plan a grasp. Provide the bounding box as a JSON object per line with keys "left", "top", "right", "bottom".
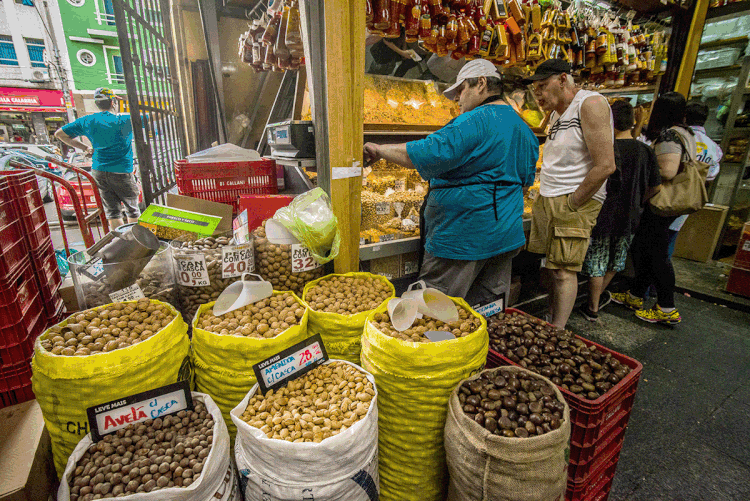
{"left": 14, "top": 0, "right": 35, "bottom": 5}
{"left": 112, "top": 55, "right": 125, "bottom": 84}
{"left": 0, "top": 35, "right": 19, "bottom": 66}
{"left": 103, "top": 0, "right": 116, "bottom": 25}
{"left": 25, "top": 38, "right": 46, "bottom": 68}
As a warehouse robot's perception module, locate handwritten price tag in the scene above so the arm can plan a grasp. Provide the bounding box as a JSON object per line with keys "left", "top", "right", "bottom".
{"left": 394, "top": 179, "right": 406, "bottom": 191}
{"left": 174, "top": 254, "right": 210, "bottom": 287}
{"left": 109, "top": 284, "right": 145, "bottom": 303}
{"left": 291, "top": 244, "right": 322, "bottom": 273}
{"left": 375, "top": 202, "right": 391, "bottom": 215}
{"left": 222, "top": 244, "right": 254, "bottom": 278}
{"left": 253, "top": 335, "right": 329, "bottom": 393}
{"left": 379, "top": 233, "right": 396, "bottom": 242}
{"left": 743, "top": 240, "right": 750, "bottom": 252}
{"left": 404, "top": 260, "right": 419, "bottom": 276}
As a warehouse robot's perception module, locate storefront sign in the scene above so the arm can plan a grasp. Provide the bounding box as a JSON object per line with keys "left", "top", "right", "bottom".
{"left": 86, "top": 381, "right": 192, "bottom": 441}
{"left": 174, "top": 253, "right": 210, "bottom": 286}
{"left": 291, "top": 243, "right": 322, "bottom": 273}
{"left": 0, "top": 95, "right": 40, "bottom": 106}
{"left": 253, "top": 334, "right": 329, "bottom": 393}
{"left": 0, "top": 87, "right": 66, "bottom": 112}
{"left": 222, "top": 244, "right": 254, "bottom": 278}
{"left": 109, "top": 284, "right": 145, "bottom": 302}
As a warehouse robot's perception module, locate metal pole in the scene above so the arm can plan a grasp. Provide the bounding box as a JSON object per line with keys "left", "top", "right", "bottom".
{"left": 197, "top": 0, "right": 228, "bottom": 143}
{"left": 42, "top": 0, "right": 76, "bottom": 123}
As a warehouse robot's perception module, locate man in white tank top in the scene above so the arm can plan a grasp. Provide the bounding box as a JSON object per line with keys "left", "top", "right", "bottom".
{"left": 523, "top": 59, "right": 616, "bottom": 328}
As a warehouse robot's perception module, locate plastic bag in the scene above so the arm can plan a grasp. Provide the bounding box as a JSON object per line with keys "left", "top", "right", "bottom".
{"left": 360, "top": 297, "right": 488, "bottom": 501}
{"left": 31, "top": 300, "right": 190, "bottom": 477}
{"left": 186, "top": 143, "right": 260, "bottom": 163}
{"left": 273, "top": 188, "right": 340, "bottom": 264}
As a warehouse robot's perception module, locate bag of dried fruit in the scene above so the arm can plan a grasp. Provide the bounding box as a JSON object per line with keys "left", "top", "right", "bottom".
{"left": 32, "top": 299, "right": 190, "bottom": 477}
{"left": 230, "top": 360, "right": 379, "bottom": 501}
{"left": 302, "top": 272, "right": 395, "bottom": 364}
{"left": 444, "top": 366, "right": 571, "bottom": 501}
{"left": 360, "top": 297, "right": 488, "bottom": 501}
{"left": 191, "top": 292, "right": 310, "bottom": 440}
{"left": 57, "top": 392, "right": 240, "bottom": 501}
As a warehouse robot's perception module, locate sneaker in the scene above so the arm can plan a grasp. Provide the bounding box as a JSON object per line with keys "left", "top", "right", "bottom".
{"left": 578, "top": 305, "right": 599, "bottom": 322}
{"left": 599, "top": 290, "right": 612, "bottom": 309}
{"left": 635, "top": 305, "right": 682, "bottom": 325}
{"left": 610, "top": 291, "right": 644, "bottom": 311}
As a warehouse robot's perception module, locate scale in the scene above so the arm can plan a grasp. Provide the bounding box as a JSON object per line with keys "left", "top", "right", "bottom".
{"left": 266, "top": 120, "right": 315, "bottom": 159}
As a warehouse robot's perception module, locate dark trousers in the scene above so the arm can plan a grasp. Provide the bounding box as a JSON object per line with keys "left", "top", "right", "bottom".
{"left": 631, "top": 208, "right": 678, "bottom": 308}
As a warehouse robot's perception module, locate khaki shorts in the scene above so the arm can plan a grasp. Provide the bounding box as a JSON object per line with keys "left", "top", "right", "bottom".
{"left": 528, "top": 194, "right": 602, "bottom": 272}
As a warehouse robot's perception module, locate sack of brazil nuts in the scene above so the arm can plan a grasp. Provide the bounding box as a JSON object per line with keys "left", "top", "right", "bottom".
{"left": 31, "top": 299, "right": 190, "bottom": 477}
{"left": 444, "top": 366, "right": 571, "bottom": 501}
{"left": 191, "top": 292, "right": 310, "bottom": 439}
{"left": 360, "top": 297, "right": 488, "bottom": 501}
{"left": 303, "top": 272, "right": 395, "bottom": 364}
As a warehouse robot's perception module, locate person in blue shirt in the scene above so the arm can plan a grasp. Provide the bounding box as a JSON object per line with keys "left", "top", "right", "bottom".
{"left": 56, "top": 87, "right": 138, "bottom": 229}
{"left": 364, "top": 60, "right": 539, "bottom": 307}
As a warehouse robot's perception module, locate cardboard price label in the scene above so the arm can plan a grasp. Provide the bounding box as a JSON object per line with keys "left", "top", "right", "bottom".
{"left": 473, "top": 294, "right": 506, "bottom": 318}
{"left": 375, "top": 202, "right": 391, "bottom": 215}
{"left": 174, "top": 254, "right": 210, "bottom": 287}
{"left": 109, "top": 284, "right": 145, "bottom": 303}
{"left": 743, "top": 240, "right": 750, "bottom": 252}
{"left": 291, "top": 244, "right": 322, "bottom": 273}
{"left": 253, "top": 334, "right": 329, "bottom": 393}
{"left": 86, "top": 381, "right": 192, "bottom": 442}
{"left": 222, "top": 244, "right": 254, "bottom": 278}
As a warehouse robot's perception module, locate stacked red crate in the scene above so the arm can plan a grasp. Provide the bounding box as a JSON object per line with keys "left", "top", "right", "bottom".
{"left": 726, "top": 222, "right": 750, "bottom": 298}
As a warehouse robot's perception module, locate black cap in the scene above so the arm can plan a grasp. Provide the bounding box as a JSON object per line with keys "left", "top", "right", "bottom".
{"left": 522, "top": 59, "right": 572, "bottom": 85}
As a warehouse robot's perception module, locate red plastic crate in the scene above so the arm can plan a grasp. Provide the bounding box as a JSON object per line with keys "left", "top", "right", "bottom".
{"left": 0, "top": 303, "right": 43, "bottom": 369}
{"left": 24, "top": 217, "right": 52, "bottom": 249}
{"left": 0, "top": 170, "right": 44, "bottom": 215}
{"left": 731, "top": 222, "right": 750, "bottom": 271}
{"left": 18, "top": 204, "right": 48, "bottom": 235}
{"left": 47, "top": 297, "right": 66, "bottom": 327}
{"left": 0, "top": 263, "right": 41, "bottom": 326}
{"left": 0, "top": 199, "right": 18, "bottom": 229}
{"left": 726, "top": 266, "right": 750, "bottom": 298}
{"left": 43, "top": 294, "right": 64, "bottom": 318}
{"left": 0, "top": 239, "right": 28, "bottom": 281}
{"left": 568, "top": 424, "right": 627, "bottom": 483}
{"left": 566, "top": 443, "right": 622, "bottom": 501}
{"left": 238, "top": 194, "right": 295, "bottom": 232}
{"left": 30, "top": 238, "right": 61, "bottom": 285}
{"left": 0, "top": 361, "right": 34, "bottom": 409}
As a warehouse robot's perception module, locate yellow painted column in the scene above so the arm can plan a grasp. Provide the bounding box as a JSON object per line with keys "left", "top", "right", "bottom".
{"left": 674, "top": 0, "right": 710, "bottom": 97}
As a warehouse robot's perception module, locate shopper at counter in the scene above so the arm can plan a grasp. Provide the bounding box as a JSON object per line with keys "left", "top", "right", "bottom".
{"left": 363, "top": 59, "right": 539, "bottom": 307}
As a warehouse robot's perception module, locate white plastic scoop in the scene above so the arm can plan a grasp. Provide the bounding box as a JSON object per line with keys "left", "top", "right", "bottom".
{"left": 212, "top": 273, "right": 274, "bottom": 317}
{"left": 386, "top": 297, "right": 419, "bottom": 332}
{"left": 402, "top": 280, "right": 459, "bottom": 323}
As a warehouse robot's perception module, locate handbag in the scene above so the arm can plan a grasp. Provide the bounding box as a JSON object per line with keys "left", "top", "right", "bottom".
{"left": 649, "top": 126, "right": 710, "bottom": 217}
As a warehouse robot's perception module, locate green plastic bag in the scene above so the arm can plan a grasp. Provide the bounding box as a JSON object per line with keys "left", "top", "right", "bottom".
{"left": 273, "top": 188, "right": 340, "bottom": 264}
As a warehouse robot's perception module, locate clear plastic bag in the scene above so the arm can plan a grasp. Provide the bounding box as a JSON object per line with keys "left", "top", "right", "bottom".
{"left": 272, "top": 188, "right": 340, "bottom": 264}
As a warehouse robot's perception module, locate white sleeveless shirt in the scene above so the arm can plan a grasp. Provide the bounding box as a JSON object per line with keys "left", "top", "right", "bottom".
{"left": 540, "top": 89, "right": 612, "bottom": 203}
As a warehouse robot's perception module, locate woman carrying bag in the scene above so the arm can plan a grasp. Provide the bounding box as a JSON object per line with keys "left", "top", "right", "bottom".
{"left": 611, "top": 92, "right": 708, "bottom": 325}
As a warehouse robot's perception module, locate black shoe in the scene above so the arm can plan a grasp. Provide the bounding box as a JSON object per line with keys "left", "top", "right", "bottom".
{"left": 599, "top": 290, "right": 612, "bottom": 309}
{"left": 578, "top": 305, "right": 599, "bottom": 322}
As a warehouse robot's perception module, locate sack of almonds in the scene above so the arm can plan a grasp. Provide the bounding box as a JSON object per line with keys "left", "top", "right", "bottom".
{"left": 360, "top": 297, "right": 488, "bottom": 501}
{"left": 32, "top": 299, "right": 191, "bottom": 477}
{"left": 444, "top": 366, "right": 570, "bottom": 501}
{"left": 302, "top": 273, "right": 395, "bottom": 364}
{"left": 57, "top": 392, "right": 241, "bottom": 501}
{"left": 191, "top": 292, "right": 310, "bottom": 439}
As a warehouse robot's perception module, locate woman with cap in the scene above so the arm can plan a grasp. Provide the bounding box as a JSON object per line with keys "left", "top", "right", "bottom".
{"left": 363, "top": 59, "right": 539, "bottom": 308}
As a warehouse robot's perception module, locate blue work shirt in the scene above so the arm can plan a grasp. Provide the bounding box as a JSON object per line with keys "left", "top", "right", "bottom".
{"left": 61, "top": 111, "right": 133, "bottom": 173}
{"left": 406, "top": 103, "right": 538, "bottom": 261}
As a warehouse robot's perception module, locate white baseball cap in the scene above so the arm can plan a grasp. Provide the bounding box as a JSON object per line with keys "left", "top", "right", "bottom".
{"left": 443, "top": 59, "right": 502, "bottom": 100}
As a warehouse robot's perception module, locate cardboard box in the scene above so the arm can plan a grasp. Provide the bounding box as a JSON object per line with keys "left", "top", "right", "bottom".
{"left": 0, "top": 400, "right": 56, "bottom": 501}
{"left": 673, "top": 204, "right": 729, "bottom": 263}
{"left": 138, "top": 194, "right": 233, "bottom": 241}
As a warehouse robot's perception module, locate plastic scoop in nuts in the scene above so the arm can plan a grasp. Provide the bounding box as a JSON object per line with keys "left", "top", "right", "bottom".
{"left": 240, "top": 361, "right": 375, "bottom": 442}
{"left": 371, "top": 305, "right": 481, "bottom": 343}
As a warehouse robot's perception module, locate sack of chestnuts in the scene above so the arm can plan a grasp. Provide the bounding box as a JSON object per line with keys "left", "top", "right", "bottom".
{"left": 444, "top": 366, "right": 571, "bottom": 501}
{"left": 57, "top": 393, "right": 240, "bottom": 501}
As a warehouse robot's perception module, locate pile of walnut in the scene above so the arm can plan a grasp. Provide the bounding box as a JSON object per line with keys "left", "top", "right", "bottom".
{"left": 40, "top": 299, "right": 174, "bottom": 356}
{"left": 305, "top": 275, "right": 391, "bottom": 315}
{"left": 197, "top": 293, "right": 305, "bottom": 338}
{"left": 370, "top": 305, "right": 482, "bottom": 343}
{"left": 239, "top": 362, "right": 374, "bottom": 443}
{"left": 67, "top": 403, "right": 214, "bottom": 499}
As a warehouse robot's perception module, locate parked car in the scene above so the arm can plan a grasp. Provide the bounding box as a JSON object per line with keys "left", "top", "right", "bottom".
{"left": 0, "top": 145, "right": 64, "bottom": 202}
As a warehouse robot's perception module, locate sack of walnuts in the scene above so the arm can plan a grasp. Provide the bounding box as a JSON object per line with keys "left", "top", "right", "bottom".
{"left": 360, "top": 297, "right": 488, "bottom": 501}
{"left": 302, "top": 272, "right": 395, "bottom": 364}
{"left": 191, "top": 292, "right": 310, "bottom": 440}
{"left": 32, "top": 299, "right": 191, "bottom": 477}
{"left": 444, "top": 366, "right": 570, "bottom": 501}
{"left": 252, "top": 221, "right": 324, "bottom": 296}
{"left": 57, "top": 392, "right": 241, "bottom": 501}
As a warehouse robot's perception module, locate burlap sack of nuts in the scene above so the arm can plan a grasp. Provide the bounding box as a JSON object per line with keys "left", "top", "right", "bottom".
{"left": 57, "top": 393, "right": 241, "bottom": 501}
{"left": 444, "top": 366, "right": 571, "bottom": 501}
{"left": 360, "top": 297, "right": 488, "bottom": 501}
{"left": 32, "top": 299, "right": 190, "bottom": 477}
{"left": 191, "top": 292, "right": 310, "bottom": 439}
{"left": 303, "top": 273, "right": 395, "bottom": 364}
{"left": 230, "top": 361, "right": 379, "bottom": 501}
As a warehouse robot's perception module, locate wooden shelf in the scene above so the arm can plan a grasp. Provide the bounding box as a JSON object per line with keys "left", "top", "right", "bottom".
{"left": 700, "top": 37, "right": 748, "bottom": 50}
{"left": 694, "top": 65, "right": 743, "bottom": 79}
{"left": 364, "top": 124, "right": 443, "bottom": 135}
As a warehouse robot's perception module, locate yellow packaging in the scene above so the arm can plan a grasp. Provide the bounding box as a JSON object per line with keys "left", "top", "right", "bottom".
{"left": 493, "top": 23, "right": 509, "bottom": 58}
{"left": 361, "top": 297, "right": 489, "bottom": 501}
{"left": 191, "top": 293, "right": 310, "bottom": 439}
{"left": 532, "top": 2, "right": 541, "bottom": 32}
{"left": 31, "top": 300, "right": 190, "bottom": 477}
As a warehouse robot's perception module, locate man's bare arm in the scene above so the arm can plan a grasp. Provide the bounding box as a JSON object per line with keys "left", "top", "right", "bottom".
{"left": 55, "top": 129, "right": 91, "bottom": 155}
{"left": 571, "top": 95, "right": 616, "bottom": 208}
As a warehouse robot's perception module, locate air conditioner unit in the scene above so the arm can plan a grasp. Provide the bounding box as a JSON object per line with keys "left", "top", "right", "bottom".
{"left": 30, "top": 68, "right": 50, "bottom": 82}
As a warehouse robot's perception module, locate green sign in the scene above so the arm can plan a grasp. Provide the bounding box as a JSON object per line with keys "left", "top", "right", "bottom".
{"left": 138, "top": 204, "right": 222, "bottom": 240}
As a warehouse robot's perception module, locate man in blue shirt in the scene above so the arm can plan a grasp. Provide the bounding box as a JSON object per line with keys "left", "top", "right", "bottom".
{"left": 364, "top": 60, "right": 539, "bottom": 307}
{"left": 55, "top": 87, "right": 139, "bottom": 229}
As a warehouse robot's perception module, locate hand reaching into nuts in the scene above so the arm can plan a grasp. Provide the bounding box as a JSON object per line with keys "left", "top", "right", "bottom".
{"left": 197, "top": 292, "right": 305, "bottom": 338}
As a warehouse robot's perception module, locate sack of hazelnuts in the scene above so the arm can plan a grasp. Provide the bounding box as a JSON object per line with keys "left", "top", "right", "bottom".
{"left": 57, "top": 393, "right": 241, "bottom": 501}
{"left": 444, "top": 366, "right": 571, "bottom": 501}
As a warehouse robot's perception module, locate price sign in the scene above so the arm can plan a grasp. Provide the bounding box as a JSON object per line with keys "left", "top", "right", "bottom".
{"left": 375, "top": 202, "right": 391, "bottom": 215}
{"left": 404, "top": 260, "right": 419, "bottom": 276}
{"left": 394, "top": 179, "right": 406, "bottom": 191}
{"left": 473, "top": 294, "right": 506, "bottom": 318}
{"left": 743, "top": 240, "right": 750, "bottom": 252}
{"left": 86, "top": 381, "right": 192, "bottom": 442}
{"left": 379, "top": 233, "right": 396, "bottom": 242}
{"left": 174, "top": 254, "right": 210, "bottom": 287}
{"left": 253, "top": 334, "right": 329, "bottom": 393}
{"left": 109, "top": 284, "right": 145, "bottom": 303}
{"left": 291, "top": 244, "right": 322, "bottom": 273}
{"left": 221, "top": 244, "right": 254, "bottom": 278}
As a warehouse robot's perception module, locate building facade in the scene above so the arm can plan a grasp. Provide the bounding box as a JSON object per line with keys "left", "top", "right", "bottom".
{"left": 0, "top": 0, "right": 72, "bottom": 143}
